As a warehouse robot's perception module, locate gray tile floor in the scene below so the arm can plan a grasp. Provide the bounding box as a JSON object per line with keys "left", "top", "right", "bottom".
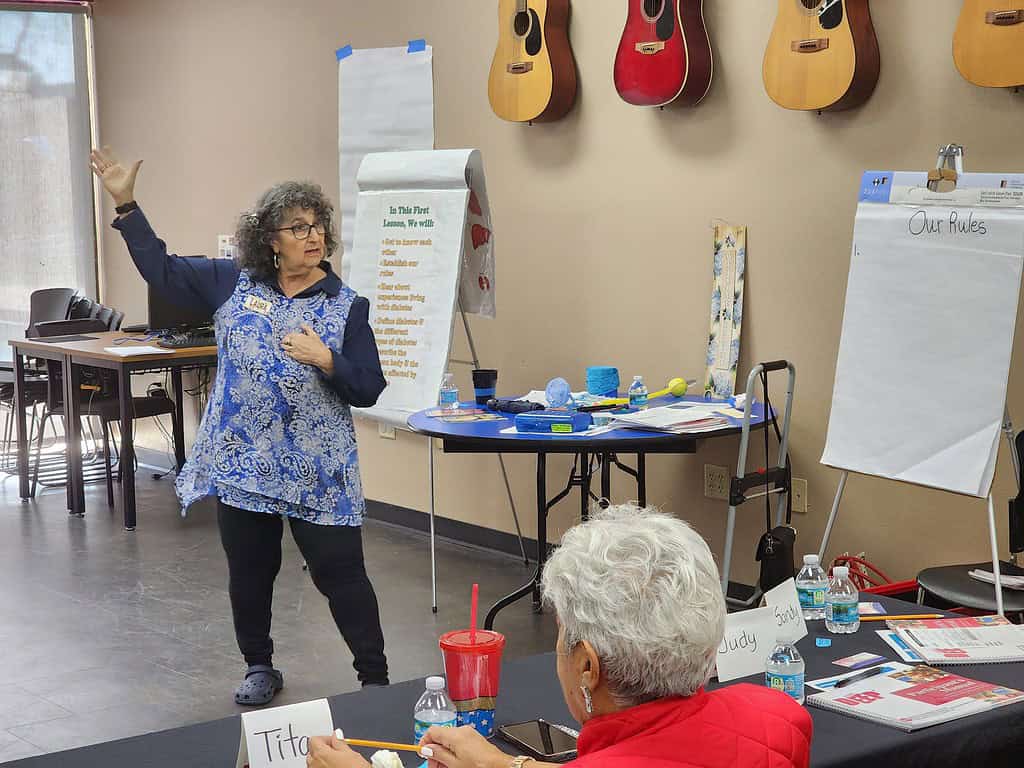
{"left": 0, "top": 467, "right": 556, "bottom": 762}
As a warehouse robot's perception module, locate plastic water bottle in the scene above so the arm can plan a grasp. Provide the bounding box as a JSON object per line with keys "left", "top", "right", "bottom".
{"left": 765, "top": 639, "right": 805, "bottom": 704}
{"left": 628, "top": 376, "right": 649, "bottom": 410}
{"left": 439, "top": 372, "right": 459, "bottom": 412}
{"left": 795, "top": 554, "right": 829, "bottom": 620}
{"left": 825, "top": 565, "right": 860, "bottom": 634}
{"left": 413, "top": 676, "right": 457, "bottom": 742}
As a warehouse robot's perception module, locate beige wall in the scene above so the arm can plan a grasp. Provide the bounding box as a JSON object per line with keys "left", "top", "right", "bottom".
{"left": 94, "top": 0, "right": 1024, "bottom": 585}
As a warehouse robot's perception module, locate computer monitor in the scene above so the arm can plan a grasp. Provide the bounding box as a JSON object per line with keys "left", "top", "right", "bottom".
{"left": 147, "top": 283, "right": 214, "bottom": 332}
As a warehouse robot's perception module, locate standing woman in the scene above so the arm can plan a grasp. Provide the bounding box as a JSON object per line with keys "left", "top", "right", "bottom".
{"left": 91, "top": 147, "right": 389, "bottom": 704}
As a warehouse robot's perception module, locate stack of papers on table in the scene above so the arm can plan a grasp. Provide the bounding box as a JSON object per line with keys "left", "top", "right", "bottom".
{"left": 806, "top": 662, "right": 1024, "bottom": 731}
{"left": 103, "top": 346, "right": 175, "bottom": 357}
{"left": 969, "top": 570, "right": 1024, "bottom": 590}
{"left": 610, "top": 403, "right": 729, "bottom": 434}
{"left": 890, "top": 616, "right": 1024, "bottom": 664}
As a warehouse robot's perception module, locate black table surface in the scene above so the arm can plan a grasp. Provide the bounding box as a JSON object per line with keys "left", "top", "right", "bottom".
{"left": 4, "top": 596, "right": 1023, "bottom": 768}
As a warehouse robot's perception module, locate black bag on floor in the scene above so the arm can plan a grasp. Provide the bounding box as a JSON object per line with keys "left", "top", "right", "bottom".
{"left": 753, "top": 366, "right": 795, "bottom": 593}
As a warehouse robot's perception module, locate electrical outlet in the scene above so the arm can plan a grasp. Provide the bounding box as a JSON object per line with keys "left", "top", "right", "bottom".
{"left": 704, "top": 464, "right": 730, "bottom": 501}
{"left": 791, "top": 477, "right": 808, "bottom": 514}
{"left": 378, "top": 423, "right": 396, "bottom": 440}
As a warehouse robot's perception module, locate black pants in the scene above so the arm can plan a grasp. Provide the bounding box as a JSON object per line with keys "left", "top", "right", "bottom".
{"left": 217, "top": 500, "right": 389, "bottom": 685}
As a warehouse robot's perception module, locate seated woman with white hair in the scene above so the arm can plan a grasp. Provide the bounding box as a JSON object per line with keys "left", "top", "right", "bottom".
{"left": 308, "top": 505, "right": 811, "bottom": 768}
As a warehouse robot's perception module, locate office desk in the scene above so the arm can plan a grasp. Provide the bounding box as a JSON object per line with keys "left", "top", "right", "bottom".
{"left": 408, "top": 397, "right": 768, "bottom": 630}
{"left": 9, "top": 332, "right": 216, "bottom": 530}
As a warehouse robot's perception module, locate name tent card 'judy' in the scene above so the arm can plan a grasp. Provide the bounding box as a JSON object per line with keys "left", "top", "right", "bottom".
{"left": 716, "top": 579, "right": 807, "bottom": 683}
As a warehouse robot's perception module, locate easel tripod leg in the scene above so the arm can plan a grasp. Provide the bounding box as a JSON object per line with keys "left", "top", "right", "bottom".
{"left": 429, "top": 437, "right": 438, "bottom": 614}
{"left": 818, "top": 470, "right": 849, "bottom": 561}
{"left": 987, "top": 493, "right": 1005, "bottom": 616}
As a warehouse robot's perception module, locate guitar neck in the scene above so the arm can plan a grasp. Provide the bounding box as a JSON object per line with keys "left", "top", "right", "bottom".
{"left": 516, "top": 0, "right": 527, "bottom": 13}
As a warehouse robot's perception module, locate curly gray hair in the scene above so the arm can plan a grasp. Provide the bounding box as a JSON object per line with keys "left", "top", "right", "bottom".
{"left": 235, "top": 181, "right": 339, "bottom": 282}
{"left": 542, "top": 504, "right": 726, "bottom": 706}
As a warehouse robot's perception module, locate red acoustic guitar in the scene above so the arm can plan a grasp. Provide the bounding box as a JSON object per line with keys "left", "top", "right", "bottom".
{"left": 614, "top": 0, "right": 713, "bottom": 107}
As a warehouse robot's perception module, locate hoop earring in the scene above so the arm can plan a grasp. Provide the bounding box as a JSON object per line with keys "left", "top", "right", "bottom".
{"left": 273, "top": 252, "right": 279, "bottom": 270}
{"left": 580, "top": 685, "right": 593, "bottom": 715}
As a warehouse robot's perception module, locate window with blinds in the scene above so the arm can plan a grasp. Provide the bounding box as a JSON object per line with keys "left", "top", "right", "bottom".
{"left": 0, "top": 4, "right": 96, "bottom": 351}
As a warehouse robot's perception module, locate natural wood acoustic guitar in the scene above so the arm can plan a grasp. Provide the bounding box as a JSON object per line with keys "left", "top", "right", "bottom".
{"left": 762, "top": 0, "right": 880, "bottom": 112}
{"left": 614, "top": 0, "right": 714, "bottom": 108}
{"left": 488, "top": 0, "right": 578, "bottom": 123}
{"left": 954, "top": 0, "right": 1024, "bottom": 88}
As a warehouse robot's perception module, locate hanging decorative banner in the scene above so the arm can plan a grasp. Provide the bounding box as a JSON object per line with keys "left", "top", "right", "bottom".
{"left": 704, "top": 223, "right": 747, "bottom": 397}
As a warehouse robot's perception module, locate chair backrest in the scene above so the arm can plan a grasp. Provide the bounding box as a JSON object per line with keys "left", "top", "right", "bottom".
{"left": 69, "top": 296, "right": 97, "bottom": 320}
{"left": 26, "top": 288, "right": 78, "bottom": 338}
{"left": 94, "top": 306, "right": 114, "bottom": 328}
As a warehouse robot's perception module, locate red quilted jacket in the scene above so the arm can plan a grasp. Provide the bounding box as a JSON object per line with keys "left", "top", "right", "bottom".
{"left": 571, "top": 684, "right": 812, "bottom": 767}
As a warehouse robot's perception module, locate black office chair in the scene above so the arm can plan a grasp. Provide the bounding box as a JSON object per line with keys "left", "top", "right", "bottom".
{"left": 69, "top": 296, "right": 98, "bottom": 320}
{"left": 916, "top": 431, "right": 1024, "bottom": 619}
{"left": 25, "top": 288, "right": 78, "bottom": 338}
{"left": 94, "top": 306, "right": 114, "bottom": 330}
{"left": 2, "top": 288, "right": 78, "bottom": 471}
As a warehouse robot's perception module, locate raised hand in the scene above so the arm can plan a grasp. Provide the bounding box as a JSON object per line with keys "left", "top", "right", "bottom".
{"left": 89, "top": 146, "right": 142, "bottom": 206}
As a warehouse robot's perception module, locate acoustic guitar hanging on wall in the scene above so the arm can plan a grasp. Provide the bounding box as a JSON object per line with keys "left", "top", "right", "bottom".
{"left": 614, "top": 0, "right": 714, "bottom": 107}
{"left": 488, "top": 0, "right": 578, "bottom": 123}
{"left": 953, "top": 1, "right": 1024, "bottom": 88}
{"left": 762, "top": 0, "right": 880, "bottom": 112}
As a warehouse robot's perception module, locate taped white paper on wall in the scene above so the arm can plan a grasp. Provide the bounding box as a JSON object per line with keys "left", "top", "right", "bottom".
{"left": 339, "top": 45, "right": 434, "bottom": 282}
{"left": 822, "top": 171, "right": 1024, "bottom": 498}
{"left": 347, "top": 150, "right": 492, "bottom": 428}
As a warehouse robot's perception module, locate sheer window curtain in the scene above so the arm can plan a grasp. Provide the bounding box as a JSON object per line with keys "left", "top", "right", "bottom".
{"left": 0, "top": 4, "right": 97, "bottom": 354}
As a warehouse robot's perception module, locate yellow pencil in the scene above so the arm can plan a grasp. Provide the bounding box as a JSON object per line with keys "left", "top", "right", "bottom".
{"left": 335, "top": 730, "right": 429, "bottom": 755}
{"left": 860, "top": 613, "right": 945, "bottom": 622}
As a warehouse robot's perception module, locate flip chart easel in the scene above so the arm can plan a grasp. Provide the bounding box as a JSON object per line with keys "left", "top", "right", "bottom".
{"left": 346, "top": 150, "right": 525, "bottom": 613}
{"left": 819, "top": 146, "right": 1024, "bottom": 616}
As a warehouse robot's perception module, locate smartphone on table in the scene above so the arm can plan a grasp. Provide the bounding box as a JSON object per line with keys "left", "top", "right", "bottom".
{"left": 496, "top": 719, "right": 579, "bottom": 763}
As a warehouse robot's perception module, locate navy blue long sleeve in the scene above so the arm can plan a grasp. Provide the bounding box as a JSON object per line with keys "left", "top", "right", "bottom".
{"left": 330, "top": 298, "right": 387, "bottom": 408}
{"left": 113, "top": 208, "right": 239, "bottom": 312}
{"left": 112, "top": 208, "right": 386, "bottom": 408}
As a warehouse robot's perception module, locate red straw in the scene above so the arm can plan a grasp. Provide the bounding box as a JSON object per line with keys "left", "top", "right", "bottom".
{"left": 470, "top": 583, "right": 479, "bottom": 644}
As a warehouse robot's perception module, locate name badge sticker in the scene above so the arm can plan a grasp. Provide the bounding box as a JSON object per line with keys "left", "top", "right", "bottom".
{"left": 244, "top": 295, "right": 273, "bottom": 316}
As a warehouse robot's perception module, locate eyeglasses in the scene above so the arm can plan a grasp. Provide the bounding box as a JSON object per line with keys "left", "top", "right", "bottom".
{"left": 273, "top": 221, "right": 326, "bottom": 240}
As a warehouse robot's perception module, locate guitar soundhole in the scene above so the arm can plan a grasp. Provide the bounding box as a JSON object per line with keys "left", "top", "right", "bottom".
{"left": 513, "top": 11, "right": 531, "bottom": 37}
{"left": 642, "top": 0, "right": 664, "bottom": 20}
{"left": 799, "top": 0, "right": 822, "bottom": 9}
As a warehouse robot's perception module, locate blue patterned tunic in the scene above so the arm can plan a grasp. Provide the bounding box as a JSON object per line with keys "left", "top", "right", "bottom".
{"left": 112, "top": 209, "right": 385, "bottom": 527}
{"left": 176, "top": 272, "right": 365, "bottom": 525}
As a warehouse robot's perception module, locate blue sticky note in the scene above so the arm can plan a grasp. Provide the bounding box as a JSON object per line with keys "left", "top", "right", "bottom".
{"left": 336, "top": 44, "right": 353, "bottom": 61}
{"left": 816, "top": 637, "right": 832, "bottom": 648}
{"left": 407, "top": 38, "right": 427, "bottom": 53}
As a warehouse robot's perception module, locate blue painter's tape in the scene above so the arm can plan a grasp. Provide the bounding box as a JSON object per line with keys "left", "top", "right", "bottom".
{"left": 336, "top": 45, "right": 353, "bottom": 61}
{"left": 816, "top": 637, "right": 832, "bottom": 648}
{"left": 408, "top": 38, "right": 427, "bottom": 53}
{"left": 859, "top": 170, "right": 894, "bottom": 203}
